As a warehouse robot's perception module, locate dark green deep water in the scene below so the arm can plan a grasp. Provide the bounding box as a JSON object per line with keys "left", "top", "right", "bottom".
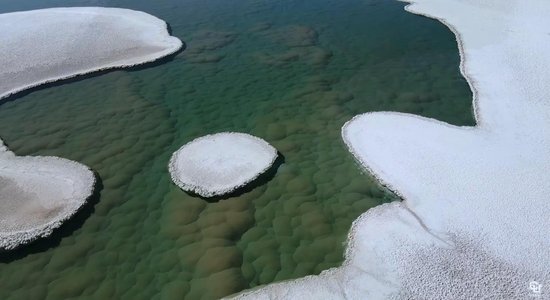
{"left": 0, "top": 0, "right": 473, "bottom": 298}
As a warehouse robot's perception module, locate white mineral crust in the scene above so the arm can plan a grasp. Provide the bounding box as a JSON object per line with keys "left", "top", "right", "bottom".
{"left": 169, "top": 132, "right": 278, "bottom": 197}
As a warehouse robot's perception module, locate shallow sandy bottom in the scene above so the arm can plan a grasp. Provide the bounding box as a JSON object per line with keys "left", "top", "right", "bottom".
{"left": 0, "top": 0, "right": 472, "bottom": 299}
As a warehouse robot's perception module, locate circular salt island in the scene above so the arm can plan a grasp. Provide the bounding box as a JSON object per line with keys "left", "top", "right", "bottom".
{"left": 0, "top": 150, "right": 95, "bottom": 250}
{"left": 169, "top": 132, "right": 278, "bottom": 197}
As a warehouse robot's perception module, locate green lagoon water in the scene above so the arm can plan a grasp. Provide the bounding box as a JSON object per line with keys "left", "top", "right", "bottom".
{"left": 0, "top": 0, "right": 473, "bottom": 299}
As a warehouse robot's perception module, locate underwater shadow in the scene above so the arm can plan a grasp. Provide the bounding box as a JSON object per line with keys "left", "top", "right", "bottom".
{"left": 187, "top": 152, "right": 286, "bottom": 203}
{"left": 0, "top": 38, "right": 187, "bottom": 106}
{"left": 0, "top": 172, "right": 103, "bottom": 263}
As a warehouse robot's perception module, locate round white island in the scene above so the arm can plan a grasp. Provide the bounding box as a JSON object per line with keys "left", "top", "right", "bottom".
{"left": 169, "top": 132, "right": 278, "bottom": 197}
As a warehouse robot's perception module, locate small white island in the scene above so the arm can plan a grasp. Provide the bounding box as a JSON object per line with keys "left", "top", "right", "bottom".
{"left": 169, "top": 132, "right": 278, "bottom": 197}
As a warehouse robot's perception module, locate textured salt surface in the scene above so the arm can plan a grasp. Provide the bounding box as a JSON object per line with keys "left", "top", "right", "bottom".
{"left": 169, "top": 133, "right": 278, "bottom": 197}
{"left": 0, "top": 7, "right": 182, "bottom": 100}
{"left": 232, "top": 0, "right": 550, "bottom": 298}
{"left": 0, "top": 7, "right": 181, "bottom": 249}
{"left": 0, "top": 140, "right": 95, "bottom": 250}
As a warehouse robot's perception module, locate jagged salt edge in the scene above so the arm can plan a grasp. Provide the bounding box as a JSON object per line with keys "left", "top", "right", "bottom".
{"left": 168, "top": 132, "right": 278, "bottom": 198}
{"left": 0, "top": 7, "right": 183, "bottom": 101}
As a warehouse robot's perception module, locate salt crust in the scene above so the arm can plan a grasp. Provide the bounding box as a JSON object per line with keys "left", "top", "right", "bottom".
{"left": 169, "top": 132, "right": 278, "bottom": 197}
{"left": 0, "top": 141, "right": 95, "bottom": 250}
{"left": 0, "top": 7, "right": 182, "bottom": 249}
{"left": 0, "top": 7, "right": 183, "bottom": 100}
{"left": 231, "top": 0, "right": 550, "bottom": 298}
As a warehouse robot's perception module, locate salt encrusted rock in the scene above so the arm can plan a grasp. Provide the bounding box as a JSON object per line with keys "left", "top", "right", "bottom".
{"left": 169, "top": 133, "right": 278, "bottom": 197}
{"left": 0, "top": 7, "right": 182, "bottom": 249}
{"left": 0, "top": 7, "right": 183, "bottom": 100}
{"left": 0, "top": 141, "right": 95, "bottom": 250}
{"left": 231, "top": 0, "right": 550, "bottom": 298}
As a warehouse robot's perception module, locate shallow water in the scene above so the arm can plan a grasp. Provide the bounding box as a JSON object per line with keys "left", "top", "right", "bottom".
{"left": 0, "top": 0, "right": 473, "bottom": 299}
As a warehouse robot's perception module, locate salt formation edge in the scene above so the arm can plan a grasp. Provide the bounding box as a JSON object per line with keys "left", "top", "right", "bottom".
{"left": 0, "top": 7, "right": 182, "bottom": 249}
{"left": 229, "top": 0, "right": 550, "bottom": 298}
{"left": 0, "top": 7, "right": 183, "bottom": 101}
{"left": 169, "top": 132, "right": 278, "bottom": 197}
{"left": 0, "top": 140, "right": 96, "bottom": 250}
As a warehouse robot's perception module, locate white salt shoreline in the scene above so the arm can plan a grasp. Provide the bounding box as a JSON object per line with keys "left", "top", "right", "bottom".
{"left": 0, "top": 7, "right": 182, "bottom": 249}
{"left": 169, "top": 132, "right": 278, "bottom": 197}
{"left": 230, "top": 0, "right": 550, "bottom": 298}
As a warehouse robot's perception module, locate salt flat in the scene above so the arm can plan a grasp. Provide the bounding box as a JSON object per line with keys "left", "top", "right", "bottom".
{"left": 231, "top": 0, "right": 550, "bottom": 298}
{"left": 0, "top": 7, "right": 182, "bottom": 249}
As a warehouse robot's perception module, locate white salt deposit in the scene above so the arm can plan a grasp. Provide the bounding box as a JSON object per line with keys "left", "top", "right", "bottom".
{"left": 231, "top": 0, "right": 550, "bottom": 298}
{"left": 0, "top": 7, "right": 182, "bottom": 249}
{"left": 169, "top": 132, "right": 278, "bottom": 197}
{"left": 0, "top": 141, "right": 95, "bottom": 250}
{"left": 0, "top": 7, "right": 183, "bottom": 100}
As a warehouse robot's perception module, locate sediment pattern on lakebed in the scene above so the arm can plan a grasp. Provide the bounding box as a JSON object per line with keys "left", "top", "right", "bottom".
{"left": 0, "top": 0, "right": 473, "bottom": 299}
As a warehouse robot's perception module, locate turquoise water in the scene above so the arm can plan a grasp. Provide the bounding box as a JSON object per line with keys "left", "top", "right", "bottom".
{"left": 0, "top": 0, "right": 473, "bottom": 299}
